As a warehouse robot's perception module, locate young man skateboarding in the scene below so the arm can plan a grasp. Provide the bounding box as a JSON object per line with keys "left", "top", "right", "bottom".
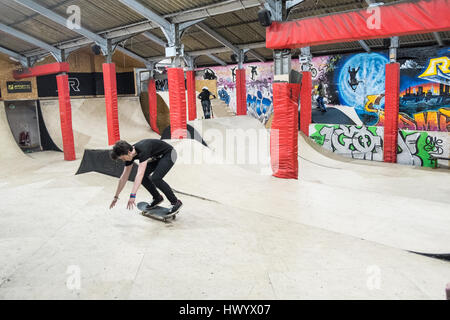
{"left": 109, "top": 139, "right": 182, "bottom": 215}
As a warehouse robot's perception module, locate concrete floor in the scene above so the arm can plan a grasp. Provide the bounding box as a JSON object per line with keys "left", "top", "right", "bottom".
{"left": 0, "top": 102, "right": 449, "bottom": 299}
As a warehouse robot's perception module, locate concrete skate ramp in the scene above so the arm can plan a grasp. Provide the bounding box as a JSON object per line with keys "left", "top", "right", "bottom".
{"left": 296, "top": 132, "right": 450, "bottom": 254}
{"left": 162, "top": 135, "right": 450, "bottom": 255}
{"left": 139, "top": 91, "right": 170, "bottom": 134}
{"left": 0, "top": 101, "right": 28, "bottom": 161}
{"left": 72, "top": 113, "right": 449, "bottom": 254}
{"left": 188, "top": 115, "right": 271, "bottom": 173}
{"left": 40, "top": 96, "right": 158, "bottom": 155}
{"left": 0, "top": 101, "right": 39, "bottom": 176}
{"left": 2, "top": 135, "right": 449, "bottom": 299}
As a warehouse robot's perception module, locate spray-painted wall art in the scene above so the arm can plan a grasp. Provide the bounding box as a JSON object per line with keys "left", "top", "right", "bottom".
{"left": 196, "top": 46, "right": 449, "bottom": 131}
{"left": 196, "top": 62, "right": 274, "bottom": 124}
{"left": 309, "top": 123, "right": 450, "bottom": 168}
{"left": 309, "top": 46, "right": 449, "bottom": 132}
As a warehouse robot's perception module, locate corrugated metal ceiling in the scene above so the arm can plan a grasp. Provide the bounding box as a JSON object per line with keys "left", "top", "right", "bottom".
{"left": 0, "top": 0, "right": 447, "bottom": 67}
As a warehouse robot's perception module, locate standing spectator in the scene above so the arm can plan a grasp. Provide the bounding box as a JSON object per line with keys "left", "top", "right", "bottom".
{"left": 198, "top": 87, "right": 216, "bottom": 119}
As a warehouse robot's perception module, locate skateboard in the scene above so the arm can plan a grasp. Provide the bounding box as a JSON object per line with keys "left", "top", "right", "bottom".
{"left": 137, "top": 201, "right": 178, "bottom": 222}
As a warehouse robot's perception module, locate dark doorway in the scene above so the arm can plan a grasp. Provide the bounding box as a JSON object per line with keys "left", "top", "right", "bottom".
{"left": 5, "top": 100, "right": 41, "bottom": 153}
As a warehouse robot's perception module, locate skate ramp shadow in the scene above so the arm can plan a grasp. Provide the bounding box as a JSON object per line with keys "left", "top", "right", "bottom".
{"left": 76, "top": 149, "right": 138, "bottom": 181}
{"left": 161, "top": 124, "right": 208, "bottom": 147}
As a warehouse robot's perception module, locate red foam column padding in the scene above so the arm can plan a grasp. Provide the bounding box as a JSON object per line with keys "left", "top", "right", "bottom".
{"left": 14, "top": 62, "right": 70, "bottom": 79}
{"left": 266, "top": 0, "right": 450, "bottom": 49}
{"left": 270, "top": 82, "right": 301, "bottom": 179}
{"left": 56, "top": 74, "right": 76, "bottom": 161}
{"left": 103, "top": 63, "right": 120, "bottom": 145}
{"left": 148, "top": 79, "right": 159, "bottom": 134}
{"left": 300, "top": 71, "right": 312, "bottom": 136}
{"left": 236, "top": 68, "right": 247, "bottom": 115}
{"left": 186, "top": 70, "right": 196, "bottom": 121}
{"left": 384, "top": 63, "right": 400, "bottom": 163}
{"left": 167, "top": 68, "right": 187, "bottom": 139}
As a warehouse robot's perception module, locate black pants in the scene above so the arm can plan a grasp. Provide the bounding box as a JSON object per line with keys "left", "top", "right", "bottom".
{"left": 202, "top": 100, "right": 211, "bottom": 119}
{"left": 140, "top": 149, "right": 178, "bottom": 204}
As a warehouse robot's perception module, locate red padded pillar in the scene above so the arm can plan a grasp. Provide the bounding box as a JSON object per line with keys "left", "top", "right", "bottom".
{"left": 236, "top": 68, "right": 247, "bottom": 115}
{"left": 167, "top": 68, "right": 187, "bottom": 139}
{"left": 102, "top": 63, "right": 120, "bottom": 145}
{"left": 148, "top": 79, "right": 159, "bottom": 134}
{"left": 270, "top": 82, "right": 301, "bottom": 179}
{"left": 186, "top": 70, "right": 196, "bottom": 121}
{"left": 384, "top": 63, "right": 400, "bottom": 163}
{"left": 56, "top": 74, "right": 76, "bottom": 161}
{"left": 299, "top": 71, "right": 312, "bottom": 136}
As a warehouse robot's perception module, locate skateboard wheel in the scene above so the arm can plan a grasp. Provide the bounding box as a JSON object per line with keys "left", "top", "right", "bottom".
{"left": 173, "top": 215, "right": 176, "bottom": 220}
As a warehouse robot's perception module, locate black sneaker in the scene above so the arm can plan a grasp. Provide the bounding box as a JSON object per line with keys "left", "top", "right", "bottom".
{"left": 148, "top": 195, "right": 163, "bottom": 209}
{"left": 167, "top": 200, "right": 183, "bottom": 216}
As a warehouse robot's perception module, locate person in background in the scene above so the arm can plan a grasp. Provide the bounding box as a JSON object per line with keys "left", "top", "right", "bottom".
{"left": 316, "top": 81, "right": 327, "bottom": 113}
{"left": 198, "top": 87, "right": 216, "bottom": 119}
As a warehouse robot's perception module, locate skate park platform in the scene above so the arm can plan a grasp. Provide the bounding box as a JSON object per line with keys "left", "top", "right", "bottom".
{"left": 1, "top": 99, "right": 449, "bottom": 299}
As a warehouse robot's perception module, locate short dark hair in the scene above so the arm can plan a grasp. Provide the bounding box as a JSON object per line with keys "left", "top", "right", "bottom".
{"left": 110, "top": 140, "right": 132, "bottom": 161}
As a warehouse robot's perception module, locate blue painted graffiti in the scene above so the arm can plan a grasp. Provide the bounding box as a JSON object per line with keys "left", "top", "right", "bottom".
{"left": 247, "top": 90, "right": 272, "bottom": 115}
{"left": 218, "top": 88, "right": 230, "bottom": 105}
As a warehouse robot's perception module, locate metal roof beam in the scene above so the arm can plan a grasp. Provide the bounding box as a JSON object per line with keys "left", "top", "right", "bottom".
{"left": 433, "top": 32, "right": 444, "bottom": 46}
{"left": 0, "top": 46, "right": 28, "bottom": 65}
{"left": 118, "top": 0, "right": 204, "bottom": 54}
{"left": 118, "top": 0, "right": 171, "bottom": 31}
{"left": 287, "top": 0, "right": 306, "bottom": 10}
{"left": 148, "top": 41, "right": 266, "bottom": 61}
{"left": 248, "top": 50, "right": 266, "bottom": 62}
{"left": 115, "top": 46, "right": 151, "bottom": 67}
{"left": 19, "top": 0, "right": 262, "bottom": 58}
{"left": 0, "top": 22, "right": 62, "bottom": 61}
{"left": 13, "top": 0, "right": 108, "bottom": 54}
{"left": 143, "top": 32, "right": 167, "bottom": 47}
{"left": 168, "top": 0, "right": 261, "bottom": 23}
{"left": 206, "top": 54, "right": 227, "bottom": 66}
{"left": 358, "top": 40, "right": 371, "bottom": 53}
{"left": 197, "top": 22, "right": 240, "bottom": 54}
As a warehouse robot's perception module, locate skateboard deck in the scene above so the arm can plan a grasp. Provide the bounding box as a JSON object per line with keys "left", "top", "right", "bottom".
{"left": 137, "top": 202, "right": 178, "bottom": 222}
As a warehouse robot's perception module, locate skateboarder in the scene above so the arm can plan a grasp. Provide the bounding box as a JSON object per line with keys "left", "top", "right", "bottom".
{"left": 109, "top": 139, "right": 182, "bottom": 214}
{"left": 198, "top": 87, "right": 216, "bottom": 119}
{"left": 316, "top": 81, "right": 327, "bottom": 112}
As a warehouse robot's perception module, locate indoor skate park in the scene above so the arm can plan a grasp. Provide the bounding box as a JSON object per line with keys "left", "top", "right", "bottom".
{"left": 0, "top": 0, "right": 449, "bottom": 301}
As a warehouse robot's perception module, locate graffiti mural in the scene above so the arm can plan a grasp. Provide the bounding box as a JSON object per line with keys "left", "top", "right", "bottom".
{"left": 196, "top": 46, "right": 449, "bottom": 131}
{"left": 197, "top": 62, "right": 274, "bottom": 124}
{"left": 307, "top": 47, "right": 450, "bottom": 131}
{"left": 309, "top": 124, "right": 450, "bottom": 167}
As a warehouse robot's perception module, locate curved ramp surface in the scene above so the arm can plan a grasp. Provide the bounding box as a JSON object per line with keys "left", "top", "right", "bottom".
{"left": 40, "top": 96, "right": 158, "bottom": 156}
{"left": 163, "top": 130, "right": 450, "bottom": 254}
{"left": 188, "top": 115, "right": 271, "bottom": 173}
{"left": 0, "top": 101, "right": 39, "bottom": 176}
{"left": 0, "top": 133, "right": 449, "bottom": 299}
{"left": 0, "top": 101, "right": 27, "bottom": 161}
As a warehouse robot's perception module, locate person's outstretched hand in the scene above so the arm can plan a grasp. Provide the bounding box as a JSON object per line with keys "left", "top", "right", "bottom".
{"left": 110, "top": 198, "right": 118, "bottom": 209}
{"left": 127, "top": 198, "right": 136, "bottom": 210}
